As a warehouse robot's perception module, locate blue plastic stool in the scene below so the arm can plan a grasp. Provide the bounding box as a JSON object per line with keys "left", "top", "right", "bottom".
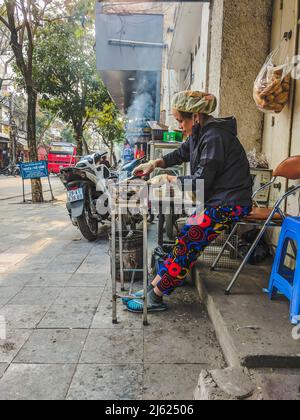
{"left": 268, "top": 216, "right": 300, "bottom": 325}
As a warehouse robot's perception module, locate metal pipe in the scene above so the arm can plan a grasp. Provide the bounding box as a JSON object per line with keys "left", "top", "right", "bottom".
{"left": 252, "top": 177, "right": 276, "bottom": 200}
{"left": 111, "top": 212, "right": 118, "bottom": 324}
{"left": 143, "top": 212, "right": 148, "bottom": 326}
{"left": 118, "top": 208, "right": 125, "bottom": 292}
{"left": 108, "top": 39, "right": 167, "bottom": 49}
{"left": 211, "top": 223, "right": 239, "bottom": 271}
{"left": 123, "top": 269, "right": 144, "bottom": 273}
{"left": 225, "top": 216, "right": 274, "bottom": 295}
{"left": 225, "top": 187, "right": 300, "bottom": 294}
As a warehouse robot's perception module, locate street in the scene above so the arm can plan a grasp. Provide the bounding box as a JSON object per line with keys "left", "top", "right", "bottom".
{"left": 0, "top": 174, "right": 62, "bottom": 201}
{"left": 0, "top": 176, "right": 224, "bottom": 400}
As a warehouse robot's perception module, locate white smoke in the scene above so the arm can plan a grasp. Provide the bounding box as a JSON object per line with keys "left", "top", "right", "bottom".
{"left": 127, "top": 91, "right": 155, "bottom": 122}
{"left": 125, "top": 73, "right": 157, "bottom": 143}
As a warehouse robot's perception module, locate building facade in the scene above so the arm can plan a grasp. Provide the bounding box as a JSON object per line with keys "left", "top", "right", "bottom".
{"left": 95, "top": 0, "right": 299, "bottom": 226}
{"left": 0, "top": 64, "right": 28, "bottom": 168}
{"left": 160, "top": 0, "right": 299, "bottom": 249}
{"left": 161, "top": 0, "right": 274, "bottom": 151}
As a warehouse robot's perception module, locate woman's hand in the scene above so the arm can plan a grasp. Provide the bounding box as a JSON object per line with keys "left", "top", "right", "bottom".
{"left": 167, "top": 175, "right": 177, "bottom": 184}
{"left": 133, "top": 160, "right": 157, "bottom": 176}
{"left": 148, "top": 174, "right": 178, "bottom": 186}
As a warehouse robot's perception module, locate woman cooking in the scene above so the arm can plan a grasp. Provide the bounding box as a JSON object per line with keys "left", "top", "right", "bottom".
{"left": 125, "top": 91, "right": 253, "bottom": 313}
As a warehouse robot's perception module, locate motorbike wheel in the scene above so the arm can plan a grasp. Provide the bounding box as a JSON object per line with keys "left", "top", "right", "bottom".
{"left": 148, "top": 214, "right": 155, "bottom": 224}
{"left": 0, "top": 168, "right": 9, "bottom": 176}
{"left": 77, "top": 206, "right": 98, "bottom": 242}
{"left": 165, "top": 213, "right": 177, "bottom": 241}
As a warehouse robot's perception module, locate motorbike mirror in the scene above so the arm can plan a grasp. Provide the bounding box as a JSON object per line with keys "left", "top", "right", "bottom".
{"left": 94, "top": 153, "right": 102, "bottom": 164}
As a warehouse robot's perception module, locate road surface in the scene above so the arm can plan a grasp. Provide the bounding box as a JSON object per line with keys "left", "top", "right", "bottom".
{"left": 0, "top": 175, "right": 65, "bottom": 201}
{"left": 0, "top": 176, "right": 224, "bottom": 400}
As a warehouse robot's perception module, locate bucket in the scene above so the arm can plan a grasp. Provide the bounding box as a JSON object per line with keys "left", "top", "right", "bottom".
{"left": 110, "top": 231, "right": 144, "bottom": 282}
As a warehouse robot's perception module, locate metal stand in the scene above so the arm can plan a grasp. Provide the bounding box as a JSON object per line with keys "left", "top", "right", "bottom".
{"left": 111, "top": 184, "right": 149, "bottom": 326}
{"left": 48, "top": 176, "right": 55, "bottom": 201}
{"left": 22, "top": 178, "right": 26, "bottom": 203}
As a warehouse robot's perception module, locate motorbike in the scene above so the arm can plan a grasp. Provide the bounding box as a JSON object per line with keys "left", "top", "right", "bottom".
{"left": 59, "top": 152, "right": 112, "bottom": 241}
{"left": 0, "top": 164, "right": 20, "bottom": 177}
{"left": 59, "top": 153, "right": 147, "bottom": 242}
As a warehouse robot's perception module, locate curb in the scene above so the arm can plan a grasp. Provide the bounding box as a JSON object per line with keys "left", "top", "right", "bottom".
{"left": 194, "top": 266, "right": 241, "bottom": 368}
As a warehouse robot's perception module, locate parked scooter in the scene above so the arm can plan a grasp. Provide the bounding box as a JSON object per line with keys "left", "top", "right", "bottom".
{"left": 59, "top": 152, "right": 112, "bottom": 241}
{"left": 59, "top": 153, "right": 147, "bottom": 242}
{"left": 0, "top": 164, "right": 20, "bottom": 177}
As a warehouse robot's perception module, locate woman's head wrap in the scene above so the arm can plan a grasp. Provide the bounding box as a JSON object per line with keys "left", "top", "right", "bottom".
{"left": 172, "top": 91, "right": 217, "bottom": 115}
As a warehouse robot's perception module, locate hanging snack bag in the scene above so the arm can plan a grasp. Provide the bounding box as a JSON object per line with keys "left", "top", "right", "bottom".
{"left": 253, "top": 40, "right": 292, "bottom": 114}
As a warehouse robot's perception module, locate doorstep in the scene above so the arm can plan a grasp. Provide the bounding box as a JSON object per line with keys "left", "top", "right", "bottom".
{"left": 194, "top": 261, "right": 300, "bottom": 370}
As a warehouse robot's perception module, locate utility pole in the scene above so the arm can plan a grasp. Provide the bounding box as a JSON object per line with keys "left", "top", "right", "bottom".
{"left": 11, "top": 118, "right": 17, "bottom": 166}
{"left": 9, "top": 94, "right": 17, "bottom": 167}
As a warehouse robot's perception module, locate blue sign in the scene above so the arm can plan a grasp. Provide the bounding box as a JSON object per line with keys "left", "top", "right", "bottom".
{"left": 20, "top": 161, "right": 49, "bottom": 180}
{"left": 123, "top": 146, "right": 134, "bottom": 163}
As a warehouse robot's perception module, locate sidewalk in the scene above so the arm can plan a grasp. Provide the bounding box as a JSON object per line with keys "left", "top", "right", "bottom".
{"left": 194, "top": 262, "right": 300, "bottom": 400}
{"left": 0, "top": 175, "right": 62, "bottom": 201}
{"left": 0, "top": 185, "right": 225, "bottom": 400}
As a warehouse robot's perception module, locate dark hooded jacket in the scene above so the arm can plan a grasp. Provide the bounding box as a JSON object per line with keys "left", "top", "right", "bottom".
{"left": 163, "top": 117, "right": 253, "bottom": 207}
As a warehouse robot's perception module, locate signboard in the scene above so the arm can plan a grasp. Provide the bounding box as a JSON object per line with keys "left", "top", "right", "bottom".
{"left": 20, "top": 161, "right": 49, "bottom": 180}
{"left": 2, "top": 125, "right": 10, "bottom": 136}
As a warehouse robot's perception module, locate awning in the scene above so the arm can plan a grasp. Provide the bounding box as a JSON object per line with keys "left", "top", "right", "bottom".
{"left": 17, "top": 138, "right": 29, "bottom": 150}
{"left": 168, "top": 2, "right": 204, "bottom": 70}
{"left": 96, "top": 4, "right": 164, "bottom": 119}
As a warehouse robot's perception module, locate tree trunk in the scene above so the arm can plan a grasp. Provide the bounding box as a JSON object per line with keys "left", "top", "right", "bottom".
{"left": 74, "top": 125, "right": 83, "bottom": 156}
{"left": 27, "top": 87, "right": 44, "bottom": 203}
{"left": 110, "top": 142, "right": 117, "bottom": 167}
{"left": 82, "top": 136, "right": 90, "bottom": 156}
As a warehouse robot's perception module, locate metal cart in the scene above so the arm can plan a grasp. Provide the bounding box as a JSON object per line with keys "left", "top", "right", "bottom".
{"left": 110, "top": 182, "right": 149, "bottom": 326}
{"left": 149, "top": 141, "right": 188, "bottom": 246}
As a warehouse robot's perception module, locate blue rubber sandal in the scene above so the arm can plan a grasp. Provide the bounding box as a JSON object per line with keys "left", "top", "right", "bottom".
{"left": 122, "top": 290, "right": 144, "bottom": 306}
{"left": 127, "top": 298, "right": 167, "bottom": 313}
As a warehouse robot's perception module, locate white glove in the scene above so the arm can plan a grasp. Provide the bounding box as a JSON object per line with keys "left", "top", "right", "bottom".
{"left": 133, "top": 160, "right": 157, "bottom": 176}
{"left": 147, "top": 174, "right": 170, "bottom": 187}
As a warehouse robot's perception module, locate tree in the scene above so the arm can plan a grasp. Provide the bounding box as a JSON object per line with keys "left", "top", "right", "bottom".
{"left": 91, "top": 102, "right": 125, "bottom": 166}
{"left": 0, "top": 21, "right": 13, "bottom": 91}
{"left": 61, "top": 126, "right": 75, "bottom": 144}
{"left": 34, "top": 21, "right": 110, "bottom": 156}
{"left": 0, "top": 0, "right": 92, "bottom": 201}
{"left": 36, "top": 110, "right": 58, "bottom": 145}
{"left": 0, "top": 0, "right": 57, "bottom": 202}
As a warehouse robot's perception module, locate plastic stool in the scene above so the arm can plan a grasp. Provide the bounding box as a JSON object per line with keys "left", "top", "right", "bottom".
{"left": 268, "top": 216, "right": 300, "bottom": 325}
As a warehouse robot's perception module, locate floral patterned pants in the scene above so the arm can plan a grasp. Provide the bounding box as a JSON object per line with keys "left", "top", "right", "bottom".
{"left": 157, "top": 206, "right": 252, "bottom": 295}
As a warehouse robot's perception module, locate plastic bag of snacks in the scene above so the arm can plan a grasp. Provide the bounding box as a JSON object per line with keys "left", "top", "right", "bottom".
{"left": 253, "top": 41, "right": 292, "bottom": 114}
{"left": 247, "top": 148, "right": 269, "bottom": 169}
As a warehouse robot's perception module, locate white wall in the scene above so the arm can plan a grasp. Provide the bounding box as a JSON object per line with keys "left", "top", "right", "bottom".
{"left": 191, "top": 3, "right": 210, "bottom": 93}
{"left": 161, "top": 2, "right": 210, "bottom": 128}
{"left": 208, "top": 0, "right": 273, "bottom": 151}
{"left": 262, "top": 0, "right": 299, "bottom": 212}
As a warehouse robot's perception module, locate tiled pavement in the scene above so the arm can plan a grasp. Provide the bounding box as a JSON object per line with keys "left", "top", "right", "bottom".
{"left": 0, "top": 179, "right": 225, "bottom": 400}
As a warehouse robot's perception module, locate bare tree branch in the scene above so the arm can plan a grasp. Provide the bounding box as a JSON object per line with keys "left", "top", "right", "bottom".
{"left": 19, "top": 0, "right": 34, "bottom": 55}
{"left": 82, "top": 115, "right": 90, "bottom": 129}
{"left": 5, "top": 0, "right": 28, "bottom": 79}
{"left": 0, "top": 15, "right": 11, "bottom": 30}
